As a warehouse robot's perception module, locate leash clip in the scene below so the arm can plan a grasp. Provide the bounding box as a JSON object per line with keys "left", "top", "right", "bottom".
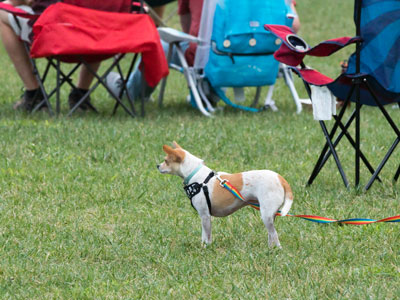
{"left": 216, "top": 175, "right": 227, "bottom": 187}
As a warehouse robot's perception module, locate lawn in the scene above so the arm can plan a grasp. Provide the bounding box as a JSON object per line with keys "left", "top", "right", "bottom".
{"left": 0, "top": 0, "right": 399, "bottom": 299}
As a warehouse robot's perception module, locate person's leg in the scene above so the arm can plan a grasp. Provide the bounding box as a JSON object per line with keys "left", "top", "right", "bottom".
{"left": 150, "top": 5, "right": 166, "bottom": 27}
{"left": 290, "top": 3, "right": 301, "bottom": 33}
{"left": 76, "top": 62, "right": 100, "bottom": 90}
{"left": 0, "top": 7, "right": 38, "bottom": 90}
{"left": 68, "top": 62, "right": 100, "bottom": 111}
{"left": 0, "top": 4, "right": 47, "bottom": 111}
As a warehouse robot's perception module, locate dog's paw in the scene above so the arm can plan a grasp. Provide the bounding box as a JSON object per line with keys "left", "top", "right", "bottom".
{"left": 201, "top": 241, "right": 212, "bottom": 248}
{"left": 268, "top": 240, "right": 282, "bottom": 249}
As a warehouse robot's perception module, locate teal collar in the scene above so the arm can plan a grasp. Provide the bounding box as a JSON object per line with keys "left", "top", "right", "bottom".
{"left": 183, "top": 164, "right": 203, "bottom": 185}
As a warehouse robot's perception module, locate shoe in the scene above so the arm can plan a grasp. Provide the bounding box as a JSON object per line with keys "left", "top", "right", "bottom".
{"left": 68, "top": 88, "right": 97, "bottom": 112}
{"left": 105, "top": 72, "right": 123, "bottom": 98}
{"left": 13, "top": 89, "right": 47, "bottom": 112}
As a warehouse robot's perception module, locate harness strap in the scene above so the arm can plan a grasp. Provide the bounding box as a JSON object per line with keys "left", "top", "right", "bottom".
{"left": 202, "top": 172, "right": 215, "bottom": 214}
{"left": 183, "top": 171, "right": 215, "bottom": 215}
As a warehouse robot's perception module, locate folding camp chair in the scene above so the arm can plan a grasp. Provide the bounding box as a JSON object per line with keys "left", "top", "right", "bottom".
{"left": 0, "top": 0, "right": 168, "bottom": 117}
{"left": 157, "top": 0, "right": 309, "bottom": 117}
{"left": 265, "top": 0, "right": 400, "bottom": 190}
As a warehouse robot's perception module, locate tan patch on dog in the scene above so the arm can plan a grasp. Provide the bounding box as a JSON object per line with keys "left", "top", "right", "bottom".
{"left": 211, "top": 173, "right": 244, "bottom": 209}
{"left": 173, "top": 149, "right": 185, "bottom": 162}
{"left": 278, "top": 174, "right": 293, "bottom": 200}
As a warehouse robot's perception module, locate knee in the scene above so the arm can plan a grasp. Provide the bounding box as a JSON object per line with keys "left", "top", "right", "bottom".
{"left": 0, "top": 11, "right": 8, "bottom": 24}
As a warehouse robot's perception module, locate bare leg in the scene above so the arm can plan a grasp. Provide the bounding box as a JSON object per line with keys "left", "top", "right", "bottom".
{"left": 68, "top": 62, "right": 101, "bottom": 111}
{"left": 290, "top": 3, "right": 301, "bottom": 33}
{"left": 0, "top": 9, "right": 38, "bottom": 90}
{"left": 150, "top": 5, "right": 166, "bottom": 27}
{"left": 76, "top": 62, "right": 100, "bottom": 90}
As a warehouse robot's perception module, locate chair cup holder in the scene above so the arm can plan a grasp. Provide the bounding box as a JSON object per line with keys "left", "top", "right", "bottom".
{"left": 286, "top": 34, "right": 309, "bottom": 52}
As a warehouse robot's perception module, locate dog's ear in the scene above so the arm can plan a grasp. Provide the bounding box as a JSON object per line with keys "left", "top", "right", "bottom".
{"left": 163, "top": 145, "right": 185, "bottom": 163}
{"left": 172, "top": 141, "right": 182, "bottom": 149}
{"left": 163, "top": 145, "right": 174, "bottom": 155}
{"left": 173, "top": 149, "right": 185, "bottom": 163}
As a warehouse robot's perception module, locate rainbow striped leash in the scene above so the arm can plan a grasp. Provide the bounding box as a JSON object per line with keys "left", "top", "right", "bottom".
{"left": 217, "top": 175, "right": 261, "bottom": 211}
{"left": 275, "top": 212, "right": 400, "bottom": 225}
{"left": 217, "top": 176, "right": 400, "bottom": 225}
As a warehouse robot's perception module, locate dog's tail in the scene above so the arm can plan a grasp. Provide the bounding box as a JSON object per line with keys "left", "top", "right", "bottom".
{"left": 278, "top": 175, "right": 293, "bottom": 217}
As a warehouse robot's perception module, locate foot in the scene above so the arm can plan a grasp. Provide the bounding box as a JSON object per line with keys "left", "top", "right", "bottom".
{"left": 105, "top": 72, "right": 123, "bottom": 98}
{"left": 13, "top": 89, "right": 47, "bottom": 112}
{"left": 68, "top": 88, "right": 97, "bottom": 112}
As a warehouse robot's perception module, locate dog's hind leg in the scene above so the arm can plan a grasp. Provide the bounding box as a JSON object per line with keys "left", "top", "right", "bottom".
{"left": 259, "top": 207, "right": 281, "bottom": 248}
{"left": 201, "top": 214, "right": 212, "bottom": 246}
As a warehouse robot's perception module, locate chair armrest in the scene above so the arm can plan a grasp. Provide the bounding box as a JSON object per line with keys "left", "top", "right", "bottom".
{"left": 0, "top": 2, "right": 38, "bottom": 19}
{"left": 291, "top": 67, "right": 334, "bottom": 86}
{"left": 265, "top": 24, "right": 361, "bottom": 66}
{"left": 158, "top": 27, "right": 200, "bottom": 44}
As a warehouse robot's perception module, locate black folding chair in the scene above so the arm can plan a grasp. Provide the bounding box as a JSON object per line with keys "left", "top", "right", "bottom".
{"left": 265, "top": 0, "right": 400, "bottom": 190}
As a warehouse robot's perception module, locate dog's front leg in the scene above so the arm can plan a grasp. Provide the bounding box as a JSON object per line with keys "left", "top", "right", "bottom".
{"left": 200, "top": 214, "right": 212, "bottom": 246}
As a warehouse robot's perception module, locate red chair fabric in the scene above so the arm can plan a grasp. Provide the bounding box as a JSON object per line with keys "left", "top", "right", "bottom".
{"left": 30, "top": 2, "right": 168, "bottom": 87}
{"left": 264, "top": 25, "right": 361, "bottom": 67}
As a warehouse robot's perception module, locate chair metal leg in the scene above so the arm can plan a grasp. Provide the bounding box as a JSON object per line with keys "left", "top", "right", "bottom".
{"left": 395, "top": 102, "right": 400, "bottom": 182}
{"left": 158, "top": 43, "right": 174, "bottom": 108}
{"left": 175, "top": 43, "right": 211, "bottom": 117}
{"left": 68, "top": 56, "right": 135, "bottom": 117}
{"left": 251, "top": 86, "right": 262, "bottom": 107}
{"left": 23, "top": 42, "right": 54, "bottom": 115}
{"left": 307, "top": 84, "right": 355, "bottom": 186}
{"left": 34, "top": 58, "right": 81, "bottom": 114}
{"left": 282, "top": 64, "right": 311, "bottom": 113}
{"left": 263, "top": 85, "right": 278, "bottom": 111}
{"left": 364, "top": 138, "right": 399, "bottom": 190}
{"left": 112, "top": 53, "right": 138, "bottom": 116}
{"left": 320, "top": 120, "right": 350, "bottom": 188}
{"left": 315, "top": 109, "right": 381, "bottom": 183}
{"left": 197, "top": 80, "right": 215, "bottom": 113}
{"left": 363, "top": 80, "right": 400, "bottom": 190}
{"left": 394, "top": 165, "right": 400, "bottom": 182}
{"left": 355, "top": 82, "right": 361, "bottom": 187}
{"left": 333, "top": 113, "right": 381, "bottom": 182}
{"left": 140, "top": 68, "right": 145, "bottom": 117}
{"left": 47, "top": 59, "right": 80, "bottom": 90}
{"left": 56, "top": 58, "right": 61, "bottom": 115}
{"left": 31, "top": 60, "right": 54, "bottom": 115}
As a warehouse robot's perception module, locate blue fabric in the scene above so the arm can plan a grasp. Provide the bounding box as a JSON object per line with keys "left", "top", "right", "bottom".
{"left": 205, "top": 0, "right": 293, "bottom": 88}
{"left": 344, "top": 0, "right": 400, "bottom": 103}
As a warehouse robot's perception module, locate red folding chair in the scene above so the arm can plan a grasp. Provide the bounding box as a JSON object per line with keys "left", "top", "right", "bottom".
{"left": 0, "top": 0, "right": 169, "bottom": 117}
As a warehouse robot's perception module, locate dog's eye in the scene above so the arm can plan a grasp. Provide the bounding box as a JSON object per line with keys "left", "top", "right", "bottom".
{"left": 164, "top": 159, "right": 168, "bottom": 165}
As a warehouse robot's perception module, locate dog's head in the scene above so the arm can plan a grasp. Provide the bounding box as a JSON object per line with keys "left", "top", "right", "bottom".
{"left": 157, "top": 141, "right": 203, "bottom": 178}
{"left": 157, "top": 141, "right": 185, "bottom": 176}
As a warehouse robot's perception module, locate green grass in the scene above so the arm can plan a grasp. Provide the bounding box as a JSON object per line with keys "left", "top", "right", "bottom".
{"left": 0, "top": 0, "right": 400, "bottom": 299}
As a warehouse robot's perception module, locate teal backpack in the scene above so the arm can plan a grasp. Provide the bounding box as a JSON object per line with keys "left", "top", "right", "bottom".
{"left": 204, "top": 0, "right": 294, "bottom": 111}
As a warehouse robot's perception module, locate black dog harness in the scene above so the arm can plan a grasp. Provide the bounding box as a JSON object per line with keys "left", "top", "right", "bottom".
{"left": 183, "top": 171, "right": 215, "bottom": 214}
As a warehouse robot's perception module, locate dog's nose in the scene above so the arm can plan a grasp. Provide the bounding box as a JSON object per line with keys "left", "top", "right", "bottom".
{"left": 156, "top": 164, "right": 160, "bottom": 169}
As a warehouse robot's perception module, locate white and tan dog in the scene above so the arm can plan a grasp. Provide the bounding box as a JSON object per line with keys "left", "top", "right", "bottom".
{"left": 157, "top": 142, "right": 293, "bottom": 248}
